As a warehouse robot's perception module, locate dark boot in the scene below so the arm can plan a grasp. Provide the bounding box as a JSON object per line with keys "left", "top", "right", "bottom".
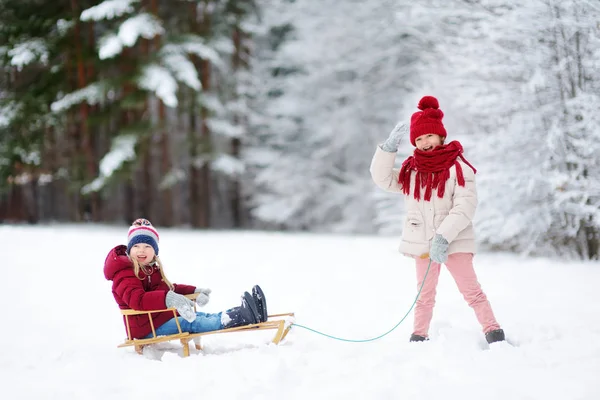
{"left": 252, "top": 285, "right": 268, "bottom": 322}
{"left": 409, "top": 334, "right": 429, "bottom": 342}
{"left": 243, "top": 291, "right": 261, "bottom": 323}
{"left": 485, "top": 329, "right": 505, "bottom": 344}
{"left": 222, "top": 294, "right": 259, "bottom": 328}
{"left": 222, "top": 305, "right": 255, "bottom": 329}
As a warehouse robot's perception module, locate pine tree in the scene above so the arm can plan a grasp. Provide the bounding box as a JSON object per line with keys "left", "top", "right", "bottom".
{"left": 1, "top": 0, "right": 264, "bottom": 226}
{"left": 0, "top": 0, "right": 96, "bottom": 221}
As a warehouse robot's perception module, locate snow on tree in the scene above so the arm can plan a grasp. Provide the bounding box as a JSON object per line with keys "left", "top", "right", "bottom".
{"left": 248, "top": 0, "right": 431, "bottom": 231}
{"left": 411, "top": 0, "right": 600, "bottom": 259}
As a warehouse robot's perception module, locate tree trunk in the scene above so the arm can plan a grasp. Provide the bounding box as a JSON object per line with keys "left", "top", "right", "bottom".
{"left": 188, "top": 91, "right": 202, "bottom": 227}
{"left": 548, "top": 4, "right": 566, "bottom": 105}
{"left": 120, "top": 46, "right": 136, "bottom": 221}
{"left": 158, "top": 101, "right": 174, "bottom": 226}
{"left": 198, "top": 65, "right": 212, "bottom": 228}
{"left": 138, "top": 7, "right": 153, "bottom": 219}
{"left": 41, "top": 126, "right": 56, "bottom": 221}
{"left": 140, "top": 134, "right": 152, "bottom": 219}
{"left": 4, "top": 184, "right": 26, "bottom": 221}
{"left": 230, "top": 26, "right": 245, "bottom": 227}
{"left": 71, "top": 0, "right": 99, "bottom": 221}
{"left": 189, "top": 0, "right": 213, "bottom": 228}
{"left": 151, "top": 0, "right": 174, "bottom": 226}
{"left": 87, "top": 18, "right": 102, "bottom": 220}
{"left": 586, "top": 224, "right": 599, "bottom": 260}
{"left": 188, "top": 3, "right": 201, "bottom": 228}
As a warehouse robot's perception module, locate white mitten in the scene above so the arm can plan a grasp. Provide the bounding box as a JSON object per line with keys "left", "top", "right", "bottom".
{"left": 381, "top": 121, "right": 408, "bottom": 152}
{"left": 165, "top": 291, "right": 196, "bottom": 323}
{"left": 194, "top": 287, "right": 211, "bottom": 307}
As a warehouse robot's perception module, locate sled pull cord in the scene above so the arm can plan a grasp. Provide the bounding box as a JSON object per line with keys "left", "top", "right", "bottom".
{"left": 291, "top": 255, "right": 432, "bottom": 343}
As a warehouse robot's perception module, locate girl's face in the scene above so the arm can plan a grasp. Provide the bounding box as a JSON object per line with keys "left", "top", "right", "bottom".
{"left": 129, "top": 243, "right": 155, "bottom": 265}
{"left": 415, "top": 134, "right": 444, "bottom": 151}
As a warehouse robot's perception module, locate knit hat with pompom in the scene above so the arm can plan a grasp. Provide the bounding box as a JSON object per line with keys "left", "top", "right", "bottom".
{"left": 126, "top": 218, "right": 160, "bottom": 255}
{"left": 409, "top": 96, "right": 447, "bottom": 146}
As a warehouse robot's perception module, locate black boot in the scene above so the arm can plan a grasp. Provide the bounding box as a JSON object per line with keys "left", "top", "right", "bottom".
{"left": 243, "top": 291, "right": 261, "bottom": 323}
{"left": 222, "top": 294, "right": 259, "bottom": 328}
{"left": 222, "top": 306, "right": 255, "bottom": 329}
{"left": 409, "top": 334, "right": 429, "bottom": 342}
{"left": 252, "top": 285, "right": 268, "bottom": 322}
{"left": 485, "top": 329, "right": 505, "bottom": 344}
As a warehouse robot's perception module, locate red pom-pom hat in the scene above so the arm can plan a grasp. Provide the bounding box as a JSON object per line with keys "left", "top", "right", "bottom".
{"left": 409, "top": 96, "right": 447, "bottom": 146}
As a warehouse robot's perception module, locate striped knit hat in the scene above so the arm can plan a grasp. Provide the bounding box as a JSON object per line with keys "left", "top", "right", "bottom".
{"left": 126, "top": 218, "right": 160, "bottom": 255}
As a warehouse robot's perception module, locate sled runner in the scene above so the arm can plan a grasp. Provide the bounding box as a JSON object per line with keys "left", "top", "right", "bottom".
{"left": 117, "top": 293, "right": 295, "bottom": 357}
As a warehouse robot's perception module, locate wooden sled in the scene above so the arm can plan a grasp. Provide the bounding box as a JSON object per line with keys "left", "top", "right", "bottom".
{"left": 117, "top": 293, "right": 295, "bottom": 357}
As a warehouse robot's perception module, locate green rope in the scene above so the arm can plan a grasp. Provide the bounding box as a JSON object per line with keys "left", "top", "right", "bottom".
{"left": 290, "top": 258, "right": 432, "bottom": 342}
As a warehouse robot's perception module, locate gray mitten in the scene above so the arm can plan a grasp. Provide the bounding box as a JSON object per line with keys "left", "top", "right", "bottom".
{"left": 429, "top": 234, "right": 449, "bottom": 264}
{"left": 165, "top": 291, "right": 196, "bottom": 323}
{"left": 381, "top": 121, "right": 408, "bottom": 152}
{"left": 194, "top": 287, "right": 211, "bottom": 307}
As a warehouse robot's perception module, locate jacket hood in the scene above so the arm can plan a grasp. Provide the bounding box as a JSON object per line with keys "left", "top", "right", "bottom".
{"left": 104, "top": 245, "right": 133, "bottom": 281}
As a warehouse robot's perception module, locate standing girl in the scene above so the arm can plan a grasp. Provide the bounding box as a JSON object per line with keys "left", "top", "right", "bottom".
{"left": 104, "top": 218, "right": 268, "bottom": 340}
{"left": 370, "top": 96, "right": 505, "bottom": 344}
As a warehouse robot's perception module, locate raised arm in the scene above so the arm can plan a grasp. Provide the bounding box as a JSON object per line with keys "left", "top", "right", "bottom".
{"left": 370, "top": 122, "right": 408, "bottom": 193}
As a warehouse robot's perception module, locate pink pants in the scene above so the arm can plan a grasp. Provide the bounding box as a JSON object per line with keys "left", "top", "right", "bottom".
{"left": 413, "top": 252, "right": 500, "bottom": 337}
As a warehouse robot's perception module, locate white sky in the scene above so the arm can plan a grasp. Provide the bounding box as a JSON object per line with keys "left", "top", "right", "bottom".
{"left": 1, "top": 225, "right": 599, "bottom": 399}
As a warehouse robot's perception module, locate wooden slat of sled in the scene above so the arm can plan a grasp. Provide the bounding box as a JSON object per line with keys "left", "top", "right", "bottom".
{"left": 117, "top": 293, "right": 294, "bottom": 357}
{"left": 189, "top": 312, "right": 295, "bottom": 351}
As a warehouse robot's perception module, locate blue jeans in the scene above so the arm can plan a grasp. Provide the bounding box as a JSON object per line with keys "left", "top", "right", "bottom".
{"left": 145, "top": 311, "right": 224, "bottom": 338}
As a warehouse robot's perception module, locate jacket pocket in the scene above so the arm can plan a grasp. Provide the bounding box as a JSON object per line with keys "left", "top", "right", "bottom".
{"left": 403, "top": 211, "right": 426, "bottom": 243}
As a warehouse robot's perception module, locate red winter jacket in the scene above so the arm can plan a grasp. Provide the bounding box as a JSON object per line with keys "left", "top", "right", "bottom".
{"left": 103, "top": 245, "right": 196, "bottom": 339}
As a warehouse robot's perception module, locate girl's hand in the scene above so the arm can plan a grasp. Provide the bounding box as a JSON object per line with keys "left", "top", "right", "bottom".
{"left": 194, "top": 287, "right": 211, "bottom": 307}
{"left": 381, "top": 121, "right": 408, "bottom": 152}
{"left": 165, "top": 291, "right": 196, "bottom": 322}
{"left": 429, "top": 234, "right": 449, "bottom": 263}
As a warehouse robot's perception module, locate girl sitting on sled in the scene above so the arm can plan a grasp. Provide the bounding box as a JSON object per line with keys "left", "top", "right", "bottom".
{"left": 104, "top": 218, "right": 267, "bottom": 340}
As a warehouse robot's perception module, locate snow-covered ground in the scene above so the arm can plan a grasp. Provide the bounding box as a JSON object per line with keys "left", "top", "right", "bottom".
{"left": 2, "top": 224, "right": 599, "bottom": 400}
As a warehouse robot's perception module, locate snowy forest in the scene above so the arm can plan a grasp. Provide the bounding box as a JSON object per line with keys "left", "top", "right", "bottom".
{"left": 0, "top": 0, "right": 598, "bottom": 260}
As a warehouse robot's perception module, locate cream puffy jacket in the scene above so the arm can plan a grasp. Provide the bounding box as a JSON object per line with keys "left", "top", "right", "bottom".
{"left": 370, "top": 146, "right": 477, "bottom": 257}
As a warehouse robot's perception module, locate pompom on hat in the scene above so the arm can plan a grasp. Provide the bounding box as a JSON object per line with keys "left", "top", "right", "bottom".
{"left": 126, "top": 218, "right": 160, "bottom": 255}
{"left": 409, "top": 96, "right": 447, "bottom": 146}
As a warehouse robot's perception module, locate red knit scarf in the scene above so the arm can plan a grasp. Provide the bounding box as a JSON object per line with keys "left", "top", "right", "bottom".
{"left": 398, "top": 141, "right": 477, "bottom": 201}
